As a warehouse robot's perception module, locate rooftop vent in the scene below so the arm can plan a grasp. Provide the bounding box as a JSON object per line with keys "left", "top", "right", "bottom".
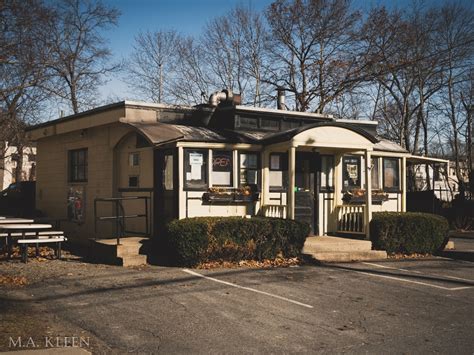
{"left": 209, "top": 89, "right": 241, "bottom": 107}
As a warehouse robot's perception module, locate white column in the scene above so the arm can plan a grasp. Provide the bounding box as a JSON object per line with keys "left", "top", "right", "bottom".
{"left": 401, "top": 156, "right": 407, "bottom": 212}
{"left": 287, "top": 146, "right": 296, "bottom": 220}
{"left": 262, "top": 150, "right": 270, "bottom": 205}
{"left": 364, "top": 150, "right": 372, "bottom": 239}
{"left": 178, "top": 146, "right": 185, "bottom": 219}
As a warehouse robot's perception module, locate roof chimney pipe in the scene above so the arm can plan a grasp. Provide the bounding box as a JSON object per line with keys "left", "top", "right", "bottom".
{"left": 277, "top": 88, "right": 286, "bottom": 110}
{"left": 209, "top": 89, "right": 233, "bottom": 107}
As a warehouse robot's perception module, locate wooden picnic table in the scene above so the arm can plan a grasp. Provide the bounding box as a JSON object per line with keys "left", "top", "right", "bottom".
{"left": 0, "top": 218, "right": 35, "bottom": 224}
{"left": 0, "top": 224, "right": 52, "bottom": 260}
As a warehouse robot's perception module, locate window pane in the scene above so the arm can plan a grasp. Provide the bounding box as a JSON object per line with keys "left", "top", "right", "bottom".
{"left": 383, "top": 158, "right": 399, "bottom": 190}
{"left": 184, "top": 149, "right": 208, "bottom": 190}
{"left": 212, "top": 150, "right": 232, "bottom": 186}
{"left": 69, "top": 149, "right": 88, "bottom": 182}
{"left": 342, "top": 156, "right": 360, "bottom": 189}
{"left": 129, "top": 176, "right": 139, "bottom": 187}
{"left": 269, "top": 153, "right": 287, "bottom": 190}
{"left": 240, "top": 153, "right": 258, "bottom": 169}
{"left": 163, "top": 154, "right": 173, "bottom": 190}
{"left": 321, "top": 155, "right": 334, "bottom": 190}
{"left": 129, "top": 153, "right": 140, "bottom": 167}
{"left": 371, "top": 158, "right": 380, "bottom": 189}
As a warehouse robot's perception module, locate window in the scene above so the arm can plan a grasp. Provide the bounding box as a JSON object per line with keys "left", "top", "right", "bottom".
{"left": 269, "top": 153, "right": 288, "bottom": 191}
{"left": 69, "top": 148, "right": 88, "bottom": 182}
{"left": 129, "top": 152, "right": 140, "bottom": 167}
{"left": 212, "top": 150, "right": 233, "bottom": 187}
{"left": 342, "top": 156, "right": 361, "bottom": 190}
{"left": 433, "top": 165, "right": 441, "bottom": 181}
{"left": 163, "top": 153, "right": 174, "bottom": 191}
{"left": 371, "top": 157, "right": 380, "bottom": 190}
{"left": 383, "top": 158, "right": 400, "bottom": 191}
{"left": 320, "top": 155, "right": 334, "bottom": 192}
{"left": 184, "top": 149, "right": 208, "bottom": 190}
{"left": 128, "top": 176, "right": 139, "bottom": 187}
{"left": 239, "top": 152, "right": 259, "bottom": 186}
{"left": 261, "top": 118, "right": 279, "bottom": 131}
{"left": 238, "top": 117, "right": 258, "bottom": 129}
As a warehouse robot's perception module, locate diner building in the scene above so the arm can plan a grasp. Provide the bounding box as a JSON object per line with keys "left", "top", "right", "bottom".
{"left": 26, "top": 90, "right": 445, "bottom": 245}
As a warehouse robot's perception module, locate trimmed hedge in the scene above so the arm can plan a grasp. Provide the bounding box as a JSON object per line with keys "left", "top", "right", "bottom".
{"left": 165, "top": 217, "right": 310, "bottom": 266}
{"left": 370, "top": 212, "right": 449, "bottom": 254}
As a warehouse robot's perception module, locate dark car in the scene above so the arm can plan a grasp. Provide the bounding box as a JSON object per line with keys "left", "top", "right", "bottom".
{"left": 0, "top": 181, "right": 37, "bottom": 217}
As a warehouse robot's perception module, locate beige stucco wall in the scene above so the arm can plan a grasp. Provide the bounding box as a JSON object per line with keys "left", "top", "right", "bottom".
{"left": 35, "top": 123, "right": 133, "bottom": 245}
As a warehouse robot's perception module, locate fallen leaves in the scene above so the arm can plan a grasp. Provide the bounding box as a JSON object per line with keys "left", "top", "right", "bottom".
{"left": 0, "top": 274, "right": 28, "bottom": 287}
{"left": 388, "top": 253, "right": 432, "bottom": 259}
{"left": 198, "top": 257, "right": 302, "bottom": 269}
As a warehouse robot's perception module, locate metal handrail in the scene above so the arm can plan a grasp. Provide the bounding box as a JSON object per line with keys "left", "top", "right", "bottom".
{"left": 94, "top": 196, "right": 150, "bottom": 245}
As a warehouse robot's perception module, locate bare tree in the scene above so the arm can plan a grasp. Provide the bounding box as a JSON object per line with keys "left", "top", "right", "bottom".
{"left": 264, "top": 0, "right": 362, "bottom": 112}
{"left": 432, "top": 3, "right": 474, "bottom": 186}
{"left": 125, "top": 30, "right": 182, "bottom": 103}
{"left": 202, "top": 5, "right": 269, "bottom": 105}
{"left": 46, "top": 0, "right": 120, "bottom": 114}
{"left": 0, "top": 0, "right": 53, "bottom": 181}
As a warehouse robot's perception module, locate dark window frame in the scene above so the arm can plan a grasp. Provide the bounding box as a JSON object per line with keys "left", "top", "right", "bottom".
{"left": 68, "top": 148, "right": 88, "bottom": 183}
{"left": 238, "top": 151, "right": 261, "bottom": 189}
{"left": 211, "top": 150, "right": 234, "bottom": 187}
{"left": 342, "top": 155, "right": 361, "bottom": 191}
{"left": 128, "top": 175, "right": 139, "bottom": 188}
{"left": 183, "top": 148, "right": 208, "bottom": 191}
{"left": 382, "top": 157, "right": 400, "bottom": 192}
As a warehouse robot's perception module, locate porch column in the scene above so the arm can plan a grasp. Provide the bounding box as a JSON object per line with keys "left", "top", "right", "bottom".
{"left": 262, "top": 149, "right": 270, "bottom": 205}
{"left": 364, "top": 150, "right": 372, "bottom": 239}
{"left": 401, "top": 156, "right": 407, "bottom": 212}
{"left": 287, "top": 146, "right": 296, "bottom": 219}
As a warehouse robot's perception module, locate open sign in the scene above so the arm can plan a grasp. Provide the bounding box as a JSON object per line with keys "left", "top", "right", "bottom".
{"left": 213, "top": 156, "right": 230, "bottom": 168}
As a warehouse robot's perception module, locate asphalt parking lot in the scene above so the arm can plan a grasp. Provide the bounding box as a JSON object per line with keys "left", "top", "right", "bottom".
{"left": 1, "top": 251, "right": 473, "bottom": 354}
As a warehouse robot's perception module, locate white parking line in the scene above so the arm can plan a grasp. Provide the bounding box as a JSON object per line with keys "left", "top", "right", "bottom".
{"left": 349, "top": 269, "right": 472, "bottom": 291}
{"left": 183, "top": 269, "right": 313, "bottom": 309}
{"left": 362, "top": 262, "right": 474, "bottom": 283}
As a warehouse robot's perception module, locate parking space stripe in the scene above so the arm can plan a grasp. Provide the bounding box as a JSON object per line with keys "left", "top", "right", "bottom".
{"left": 362, "top": 262, "right": 474, "bottom": 283}
{"left": 348, "top": 269, "right": 473, "bottom": 291}
{"left": 183, "top": 269, "right": 314, "bottom": 309}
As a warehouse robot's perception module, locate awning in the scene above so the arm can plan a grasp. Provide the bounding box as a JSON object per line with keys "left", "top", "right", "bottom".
{"left": 126, "top": 122, "right": 261, "bottom": 146}
{"left": 407, "top": 155, "right": 450, "bottom": 165}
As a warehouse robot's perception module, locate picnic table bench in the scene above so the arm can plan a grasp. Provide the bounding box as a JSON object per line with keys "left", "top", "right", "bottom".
{"left": 0, "top": 224, "right": 66, "bottom": 262}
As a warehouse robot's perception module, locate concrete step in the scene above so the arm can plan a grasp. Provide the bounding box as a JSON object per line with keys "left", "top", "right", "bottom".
{"left": 89, "top": 237, "right": 149, "bottom": 266}
{"left": 303, "top": 236, "right": 373, "bottom": 253}
{"left": 302, "top": 235, "right": 387, "bottom": 262}
{"left": 119, "top": 254, "right": 148, "bottom": 267}
{"left": 305, "top": 250, "right": 388, "bottom": 262}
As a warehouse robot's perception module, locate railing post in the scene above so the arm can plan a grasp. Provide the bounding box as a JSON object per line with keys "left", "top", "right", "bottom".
{"left": 288, "top": 146, "right": 296, "bottom": 220}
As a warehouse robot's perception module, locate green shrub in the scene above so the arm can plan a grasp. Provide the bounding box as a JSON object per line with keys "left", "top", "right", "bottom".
{"left": 370, "top": 212, "right": 449, "bottom": 254}
{"left": 165, "top": 217, "right": 310, "bottom": 266}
